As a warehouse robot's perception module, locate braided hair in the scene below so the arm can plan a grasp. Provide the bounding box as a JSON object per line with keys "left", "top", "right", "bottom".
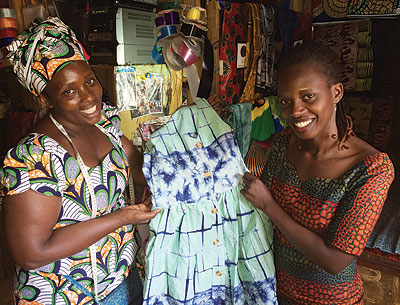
{"left": 277, "top": 43, "right": 354, "bottom": 150}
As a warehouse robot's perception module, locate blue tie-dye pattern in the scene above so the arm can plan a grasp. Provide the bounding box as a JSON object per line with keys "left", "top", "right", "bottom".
{"left": 143, "top": 135, "right": 244, "bottom": 207}
{"left": 143, "top": 99, "right": 277, "bottom": 304}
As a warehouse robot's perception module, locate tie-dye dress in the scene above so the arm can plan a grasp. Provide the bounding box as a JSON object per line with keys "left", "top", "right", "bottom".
{"left": 0, "top": 102, "right": 138, "bottom": 305}
{"left": 142, "top": 99, "right": 277, "bottom": 304}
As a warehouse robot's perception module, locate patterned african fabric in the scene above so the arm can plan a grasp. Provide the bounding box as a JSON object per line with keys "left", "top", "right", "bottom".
{"left": 6, "top": 17, "right": 87, "bottom": 96}
{"left": 244, "top": 139, "right": 271, "bottom": 179}
{"left": 226, "top": 102, "right": 252, "bottom": 158}
{"left": 240, "top": 3, "right": 262, "bottom": 103}
{"left": 312, "top": 22, "right": 359, "bottom": 90}
{"left": 348, "top": 0, "right": 399, "bottom": 15}
{"left": 219, "top": 2, "right": 248, "bottom": 105}
{"left": 142, "top": 99, "right": 277, "bottom": 305}
{"left": 313, "top": 0, "right": 348, "bottom": 21}
{"left": 259, "top": 132, "right": 394, "bottom": 305}
{"left": 354, "top": 21, "right": 373, "bottom": 91}
{"left": 256, "top": 5, "right": 278, "bottom": 97}
{"left": 251, "top": 98, "right": 275, "bottom": 142}
{"left": 0, "top": 102, "right": 139, "bottom": 305}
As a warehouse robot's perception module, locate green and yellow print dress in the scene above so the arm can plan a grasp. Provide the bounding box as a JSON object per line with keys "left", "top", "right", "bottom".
{"left": 0, "top": 102, "right": 137, "bottom": 305}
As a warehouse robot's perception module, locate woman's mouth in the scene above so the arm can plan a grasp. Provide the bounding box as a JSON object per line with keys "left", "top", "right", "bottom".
{"left": 81, "top": 105, "right": 97, "bottom": 115}
{"left": 294, "top": 119, "right": 313, "bottom": 129}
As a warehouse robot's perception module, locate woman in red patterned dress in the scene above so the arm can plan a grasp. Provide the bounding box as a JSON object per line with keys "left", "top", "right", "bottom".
{"left": 241, "top": 43, "right": 394, "bottom": 304}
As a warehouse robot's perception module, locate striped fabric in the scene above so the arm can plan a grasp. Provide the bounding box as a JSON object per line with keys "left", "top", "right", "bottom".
{"left": 142, "top": 99, "right": 277, "bottom": 304}
{"left": 244, "top": 139, "right": 271, "bottom": 179}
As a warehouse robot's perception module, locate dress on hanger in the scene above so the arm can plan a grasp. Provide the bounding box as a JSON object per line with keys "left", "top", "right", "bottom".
{"left": 142, "top": 99, "right": 277, "bottom": 304}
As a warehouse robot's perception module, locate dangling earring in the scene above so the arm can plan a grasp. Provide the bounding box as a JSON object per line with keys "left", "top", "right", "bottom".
{"left": 331, "top": 105, "right": 338, "bottom": 139}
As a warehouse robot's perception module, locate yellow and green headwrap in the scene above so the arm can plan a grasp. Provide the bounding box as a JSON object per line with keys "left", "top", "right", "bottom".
{"left": 6, "top": 17, "right": 88, "bottom": 96}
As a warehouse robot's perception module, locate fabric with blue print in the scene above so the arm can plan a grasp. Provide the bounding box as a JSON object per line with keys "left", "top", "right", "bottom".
{"left": 142, "top": 99, "right": 277, "bottom": 304}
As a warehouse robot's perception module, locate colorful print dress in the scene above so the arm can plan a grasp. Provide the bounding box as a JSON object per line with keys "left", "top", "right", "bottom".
{"left": 260, "top": 133, "right": 394, "bottom": 305}
{"left": 0, "top": 102, "right": 138, "bottom": 305}
{"left": 142, "top": 99, "right": 277, "bottom": 304}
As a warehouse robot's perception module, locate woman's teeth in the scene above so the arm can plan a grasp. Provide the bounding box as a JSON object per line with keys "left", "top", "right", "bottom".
{"left": 81, "top": 105, "right": 96, "bottom": 114}
{"left": 294, "top": 119, "right": 312, "bottom": 128}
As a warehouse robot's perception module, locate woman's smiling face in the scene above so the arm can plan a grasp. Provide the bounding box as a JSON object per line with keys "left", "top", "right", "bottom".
{"left": 41, "top": 60, "right": 103, "bottom": 129}
{"left": 277, "top": 64, "right": 343, "bottom": 140}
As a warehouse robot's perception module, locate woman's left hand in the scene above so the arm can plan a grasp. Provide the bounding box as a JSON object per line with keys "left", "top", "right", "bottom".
{"left": 240, "top": 172, "right": 275, "bottom": 213}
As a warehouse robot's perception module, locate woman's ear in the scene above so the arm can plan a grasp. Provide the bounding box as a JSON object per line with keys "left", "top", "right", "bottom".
{"left": 37, "top": 94, "right": 53, "bottom": 109}
{"left": 332, "top": 82, "right": 344, "bottom": 104}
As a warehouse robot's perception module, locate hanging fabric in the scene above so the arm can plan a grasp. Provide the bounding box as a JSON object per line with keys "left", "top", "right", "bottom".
{"left": 348, "top": 0, "right": 399, "bottom": 15}
{"left": 240, "top": 3, "right": 262, "bottom": 103}
{"left": 312, "top": 22, "right": 359, "bottom": 91}
{"left": 313, "top": 0, "right": 348, "bottom": 22}
{"left": 206, "top": 0, "right": 220, "bottom": 96}
{"left": 219, "top": 2, "right": 248, "bottom": 105}
{"left": 355, "top": 21, "right": 373, "bottom": 91}
{"left": 256, "top": 5, "right": 278, "bottom": 97}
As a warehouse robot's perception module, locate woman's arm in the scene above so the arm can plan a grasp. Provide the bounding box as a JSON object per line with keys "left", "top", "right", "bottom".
{"left": 241, "top": 172, "right": 355, "bottom": 275}
{"left": 3, "top": 189, "right": 159, "bottom": 271}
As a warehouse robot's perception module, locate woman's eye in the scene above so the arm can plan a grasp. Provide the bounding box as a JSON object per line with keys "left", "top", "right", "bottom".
{"left": 87, "top": 79, "right": 94, "bottom": 85}
{"left": 280, "top": 99, "right": 290, "bottom": 106}
{"left": 64, "top": 89, "right": 75, "bottom": 96}
{"left": 304, "top": 94, "right": 315, "bottom": 101}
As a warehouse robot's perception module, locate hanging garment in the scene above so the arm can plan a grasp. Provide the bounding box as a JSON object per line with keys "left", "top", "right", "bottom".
{"left": 206, "top": 0, "right": 221, "bottom": 96}
{"left": 240, "top": 3, "right": 262, "bottom": 103}
{"left": 256, "top": 5, "right": 278, "bottom": 96}
{"left": 142, "top": 99, "right": 277, "bottom": 305}
{"left": 313, "top": 0, "right": 348, "bottom": 22}
{"left": 219, "top": 3, "right": 248, "bottom": 105}
{"left": 355, "top": 21, "right": 373, "bottom": 91}
{"left": 226, "top": 102, "right": 252, "bottom": 158}
{"left": 251, "top": 98, "right": 276, "bottom": 143}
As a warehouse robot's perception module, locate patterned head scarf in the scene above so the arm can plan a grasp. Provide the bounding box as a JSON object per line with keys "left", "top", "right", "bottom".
{"left": 6, "top": 17, "right": 89, "bottom": 96}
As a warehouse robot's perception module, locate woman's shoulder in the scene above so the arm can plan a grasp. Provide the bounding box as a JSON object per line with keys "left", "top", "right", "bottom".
{"left": 4, "top": 132, "right": 63, "bottom": 162}
{"left": 345, "top": 136, "right": 394, "bottom": 180}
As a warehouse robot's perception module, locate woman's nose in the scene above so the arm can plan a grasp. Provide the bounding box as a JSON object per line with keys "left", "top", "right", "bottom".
{"left": 291, "top": 100, "right": 306, "bottom": 118}
{"left": 80, "top": 88, "right": 94, "bottom": 103}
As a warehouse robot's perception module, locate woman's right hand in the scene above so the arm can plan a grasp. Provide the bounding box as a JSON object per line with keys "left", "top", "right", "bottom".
{"left": 240, "top": 172, "right": 276, "bottom": 214}
{"left": 117, "top": 196, "right": 161, "bottom": 225}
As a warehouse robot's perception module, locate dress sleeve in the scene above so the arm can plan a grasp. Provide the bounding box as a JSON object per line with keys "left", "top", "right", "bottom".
{"left": 326, "top": 153, "right": 395, "bottom": 256}
{"left": 0, "top": 136, "right": 63, "bottom": 197}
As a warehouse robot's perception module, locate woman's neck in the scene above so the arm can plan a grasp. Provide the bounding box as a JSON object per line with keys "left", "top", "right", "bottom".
{"left": 296, "top": 133, "right": 340, "bottom": 158}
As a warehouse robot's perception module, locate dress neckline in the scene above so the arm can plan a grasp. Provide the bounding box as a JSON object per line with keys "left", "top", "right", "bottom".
{"left": 279, "top": 133, "right": 388, "bottom": 185}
